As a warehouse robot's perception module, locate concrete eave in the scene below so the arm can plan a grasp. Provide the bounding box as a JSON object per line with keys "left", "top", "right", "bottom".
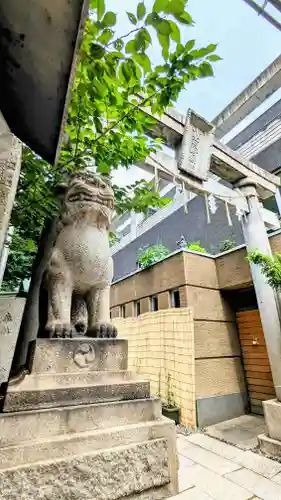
{"left": 213, "top": 54, "right": 281, "bottom": 139}
{"left": 0, "top": 0, "right": 89, "bottom": 164}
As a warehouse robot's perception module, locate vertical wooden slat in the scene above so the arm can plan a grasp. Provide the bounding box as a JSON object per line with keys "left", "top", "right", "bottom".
{"left": 236, "top": 309, "right": 275, "bottom": 415}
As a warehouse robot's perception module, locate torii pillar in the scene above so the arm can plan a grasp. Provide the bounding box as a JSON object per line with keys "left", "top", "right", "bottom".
{"left": 237, "top": 178, "right": 281, "bottom": 453}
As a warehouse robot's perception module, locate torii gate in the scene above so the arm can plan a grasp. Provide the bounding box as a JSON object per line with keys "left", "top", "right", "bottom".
{"left": 137, "top": 105, "right": 281, "bottom": 404}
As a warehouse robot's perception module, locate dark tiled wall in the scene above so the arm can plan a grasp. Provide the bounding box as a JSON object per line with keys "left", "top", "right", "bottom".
{"left": 251, "top": 138, "right": 281, "bottom": 173}
{"left": 112, "top": 196, "right": 243, "bottom": 281}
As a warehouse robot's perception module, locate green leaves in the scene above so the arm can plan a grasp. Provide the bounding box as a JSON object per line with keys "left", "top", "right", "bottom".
{"left": 137, "top": 2, "right": 146, "bottom": 20}
{"left": 153, "top": 0, "right": 169, "bottom": 13}
{"left": 207, "top": 54, "right": 222, "bottom": 62}
{"left": 173, "top": 11, "right": 193, "bottom": 24}
{"left": 134, "top": 53, "right": 151, "bottom": 73}
{"left": 157, "top": 33, "right": 170, "bottom": 60}
{"left": 98, "top": 29, "right": 114, "bottom": 45}
{"left": 199, "top": 61, "right": 214, "bottom": 77}
{"left": 91, "top": 43, "right": 106, "bottom": 59}
{"left": 127, "top": 12, "right": 138, "bottom": 25}
{"left": 125, "top": 40, "right": 136, "bottom": 54}
{"left": 248, "top": 251, "right": 281, "bottom": 291}
{"left": 93, "top": 78, "right": 108, "bottom": 97}
{"left": 113, "top": 39, "right": 124, "bottom": 50}
{"left": 190, "top": 44, "right": 217, "bottom": 59}
{"left": 119, "top": 60, "right": 133, "bottom": 82}
{"left": 185, "top": 39, "right": 195, "bottom": 51}
{"left": 137, "top": 244, "right": 170, "bottom": 269}
{"left": 169, "top": 20, "right": 180, "bottom": 43}
{"left": 5, "top": 2, "right": 222, "bottom": 292}
{"left": 156, "top": 19, "right": 172, "bottom": 35}
{"left": 165, "top": 0, "right": 185, "bottom": 15}
{"left": 97, "top": 0, "right": 105, "bottom": 21}
{"left": 102, "top": 11, "right": 116, "bottom": 27}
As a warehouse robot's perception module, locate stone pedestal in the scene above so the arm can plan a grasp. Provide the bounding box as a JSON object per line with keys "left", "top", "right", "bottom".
{"left": 258, "top": 399, "right": 281, "bottom": 456}
{"left": 0, "top": 338, "right": 178, "bottom": 499}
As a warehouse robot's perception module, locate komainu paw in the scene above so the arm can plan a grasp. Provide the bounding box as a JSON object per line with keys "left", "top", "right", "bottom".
{"left": 45, "top": 321, "right": 74, "bottom": 338}
{"left": 86, "top": 322, "right": 117, "bottom": 339}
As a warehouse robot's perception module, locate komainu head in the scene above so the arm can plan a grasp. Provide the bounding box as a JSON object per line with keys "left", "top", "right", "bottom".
{"left": 59, "top": 172, "right": 115, "bottom": 229}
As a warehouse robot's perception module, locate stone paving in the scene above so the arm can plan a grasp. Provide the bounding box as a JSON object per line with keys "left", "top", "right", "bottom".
{"left": 205, "top": 415, "right": 267, "bottom": 450}
{"left": 170, "top": 424, "right": 281, "bottom": 499}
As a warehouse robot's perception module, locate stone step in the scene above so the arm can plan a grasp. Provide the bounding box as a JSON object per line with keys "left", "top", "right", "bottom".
{"left": 3, "top": 379, "right": 150, "bottom": 412}
{"left": 0, "top": 398, "right": 161, "bottom": 447}
{"left": 8, "top": 370, "right": 136, "bottom": 390}
{"left": 0, "top": 437, "right": 177, "bottom": 500}
{"left": 30, "top": 338, "right": 128, "bottom": 374}
{"left": 0, "top": 419, "right": 175, "bottom": 470}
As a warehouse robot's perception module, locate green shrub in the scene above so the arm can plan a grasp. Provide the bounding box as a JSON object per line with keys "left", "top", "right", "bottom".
{"left": 186, "top": 241, "right": 207, "bottom": 254}
{"left": 220, "top": 239, "right": 236, "bottom": 252}
{"left": 248, "top": 250, "right": 281, "bottom": 291}
{"left": 137, "top": 244, "right": 170, "bottom": 269}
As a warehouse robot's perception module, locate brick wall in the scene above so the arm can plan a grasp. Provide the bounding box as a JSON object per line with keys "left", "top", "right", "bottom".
{"left": 111, "top": 249, "right": 246, "bottom": 415}
{"left": 113, "top": 309, "right": 196, "bottom": 428}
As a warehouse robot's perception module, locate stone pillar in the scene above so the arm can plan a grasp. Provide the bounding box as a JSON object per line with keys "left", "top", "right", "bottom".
{"left": 237, "top": 179, "right": 281, "bottom": 401}
{"left": 130, "top": 210, "right": 137, "bottom": 239}
{"left": 0, "top": 123, "right": 23, "bottom": 386}
{"left": 0, "top": 226, "right": 14, "bottom": 286}
{"left": 0, "top": 134, "right": 21, "bottom": 260}
{"left": 275, "top": 188, "right": 281, "bottom": 217}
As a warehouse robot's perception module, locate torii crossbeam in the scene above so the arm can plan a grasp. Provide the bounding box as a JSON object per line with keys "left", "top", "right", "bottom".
{"left": 139, "top": 107, "right": 281, "bottom": 229}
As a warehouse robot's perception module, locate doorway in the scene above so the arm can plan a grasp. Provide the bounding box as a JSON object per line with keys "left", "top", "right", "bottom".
{"left": 236, "top": 309, "right": 275, "bottom": 415}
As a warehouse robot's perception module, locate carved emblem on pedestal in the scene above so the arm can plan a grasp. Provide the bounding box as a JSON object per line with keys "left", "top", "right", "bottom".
{"left": 73, "top": 343, "right": 96, "bottom": 368}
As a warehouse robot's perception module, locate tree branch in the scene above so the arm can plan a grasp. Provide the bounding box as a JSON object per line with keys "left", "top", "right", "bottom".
{"left": 108, "top": 26, "right": 142, "bottom": 47}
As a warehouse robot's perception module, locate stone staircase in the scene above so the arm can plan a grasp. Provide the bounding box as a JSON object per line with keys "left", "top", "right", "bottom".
{"left": 0, "top": 338, "right": 178, "bottom": 500}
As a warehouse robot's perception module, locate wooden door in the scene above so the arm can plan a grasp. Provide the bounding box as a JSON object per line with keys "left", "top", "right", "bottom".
{"left": 236, "top": 310, "right": 275, "bottom": 415}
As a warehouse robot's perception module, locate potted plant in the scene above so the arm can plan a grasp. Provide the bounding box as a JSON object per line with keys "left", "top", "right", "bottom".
{"left": 162, "top": 373, "right": 180, "bottom": 425}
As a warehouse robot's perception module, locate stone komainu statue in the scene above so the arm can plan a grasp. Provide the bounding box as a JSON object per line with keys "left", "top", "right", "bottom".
{"left": 43, "top": 172, "right": 117, "bottom": 339}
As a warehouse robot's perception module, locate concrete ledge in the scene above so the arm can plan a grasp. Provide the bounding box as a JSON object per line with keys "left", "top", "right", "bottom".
{"left": 196, "top": 392, "right": 247, "bottom": 427}
{"left": 3, "top": 380, "right": 150, "bottom": 412}
{"left": 258, "top": 433, "right": 281, "bottom": 457}
{"left": 8, "top": 370, "right": 136, "bottom": 390}
{"left": 0, "top": 398, "right": 162, "bottom": 447}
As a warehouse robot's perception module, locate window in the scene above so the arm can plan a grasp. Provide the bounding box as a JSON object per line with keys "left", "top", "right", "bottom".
{"left": 148, "top": 207, "right": 157, "bottom": 217}
{"left": 116, "top": 223, "right": 130, "bottom": 240}
{"left": 135, "top": 301, "right": 141, "bottom": 317}
{"left": 150, "top": 295, "right": 158, "bottom": 312}
{"left": 143, "top": 207, "right": 157, "bottom": 221}
{"left": 170, "top": 289, "right": 181, "bottom": 308}
{"left": 110, "top": 311, "right": 112, "bottom": 319}
{"left": 121, "top": 305, "right": 126, "bottom": 318}
{"left": 122, "top": 225, "right": 130, "bottom": 237}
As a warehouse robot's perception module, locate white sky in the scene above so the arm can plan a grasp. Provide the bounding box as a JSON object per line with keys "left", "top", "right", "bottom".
{"left": 108, "top": 0, "right": 281, "bottom": 187}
